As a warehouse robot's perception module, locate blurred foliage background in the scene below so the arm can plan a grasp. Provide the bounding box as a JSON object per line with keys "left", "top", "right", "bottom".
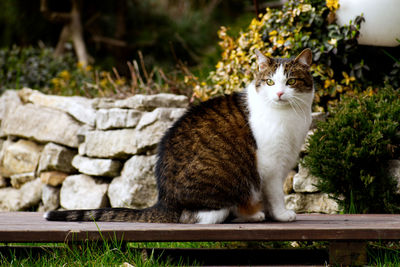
{"left": 0, "top": 0, "right": 261, "bottom": 97}
{"left": 0, "top": 0, "right": 399, "bottom": 106}
{"left": 0, "top": 0, "right": 251, "bottom": 68}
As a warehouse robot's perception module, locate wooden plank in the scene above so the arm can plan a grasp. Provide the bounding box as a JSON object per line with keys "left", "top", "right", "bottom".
{"left": 1, "top": 212, "right": 400, "bottom": 243}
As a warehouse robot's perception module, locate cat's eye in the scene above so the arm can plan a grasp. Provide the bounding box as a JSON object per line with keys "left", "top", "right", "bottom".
{"left": 286, "top": 78, "right": 296, "bottom": 85}
{"left": 265, "top": 79, "right": 275, "bottom": 86}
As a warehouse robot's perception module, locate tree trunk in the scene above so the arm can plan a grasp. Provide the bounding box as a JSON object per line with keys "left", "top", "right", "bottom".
{"left": 70, "top": 0, "right": 88, "bottom": 66}
{"left": 40, "top": 0, "right": 89, "bottom": 66}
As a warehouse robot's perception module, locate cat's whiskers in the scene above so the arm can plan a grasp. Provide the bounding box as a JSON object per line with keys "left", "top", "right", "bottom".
{"left": 294, "top": 99, "right": 307, "bottom": 119}
{"left": 291, "top": 94, "right": 309, "bottom": 106}
{"left": 287, "top": 99, "right": 303, "bottom": 121}
{"left": 294, "top": 96, "right": 311, "bottom": 124}
{"left": 288, "top": 97, "right": 308, "bottom": 124}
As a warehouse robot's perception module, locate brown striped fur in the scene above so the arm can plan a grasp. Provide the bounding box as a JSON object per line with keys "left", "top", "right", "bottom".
{"left": 156, "top": 93, "right": 259, "bottom": 213}
{"left": 46, "top": 92, "right": 260, "bottom": 223}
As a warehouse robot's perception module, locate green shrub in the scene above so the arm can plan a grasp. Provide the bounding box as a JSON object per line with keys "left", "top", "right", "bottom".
{"left": 0, "top": 46, "right": 76, "bottom": 94}
{"left": 0, "top": 46, "right": 127, "bottom": 97}
{"left": 188, "top": 0, "right": 400, "bottom": 110}
{"left": 0, "top": 46, "right": 188, "bottom": 97}
{"left": 303, "top": 87, "right": 400, "bottom": 213}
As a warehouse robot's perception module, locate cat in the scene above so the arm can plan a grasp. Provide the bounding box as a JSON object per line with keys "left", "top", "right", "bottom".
{"left": 45, "top": 48, "right": 314, "bottom": 224}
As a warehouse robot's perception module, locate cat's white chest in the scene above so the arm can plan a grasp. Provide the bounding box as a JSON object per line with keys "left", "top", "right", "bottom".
{"left": 254, "top": 108, "right": 308, "bottom": 171}
{"left": 246, "top": 82, "right": 312, "bottom": 175}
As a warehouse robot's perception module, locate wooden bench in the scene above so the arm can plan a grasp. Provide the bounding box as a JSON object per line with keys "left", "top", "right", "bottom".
{"left": 1, "top": 212, "right": 400, "bottom": 265}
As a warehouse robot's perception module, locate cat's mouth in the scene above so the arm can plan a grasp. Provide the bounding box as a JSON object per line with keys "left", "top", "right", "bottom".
{"left": 274, "top": 98, "right": 289, "bottom": 104}
{"left": 270, "top": 98, "right": 291, "bottom": 108}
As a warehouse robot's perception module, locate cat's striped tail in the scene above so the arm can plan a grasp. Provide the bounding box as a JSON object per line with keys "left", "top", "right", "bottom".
{"left": 44, "top": 202, "right": 181, "bottom": 223}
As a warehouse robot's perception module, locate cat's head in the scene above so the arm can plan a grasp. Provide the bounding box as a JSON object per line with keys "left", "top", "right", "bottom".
{"left": 254, "top": 49, "right": 314, "bottom": 108}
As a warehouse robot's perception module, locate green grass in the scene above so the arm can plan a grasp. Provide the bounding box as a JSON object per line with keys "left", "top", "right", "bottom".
{"left": 0, "top": 241, "right": 319, "bottom": 266}
{"left": 369, "top": 242, "right": 400, "bottom": 267}
{"left": 1, "top": 241, "right": 399, "bottom": 266}
{"left": 0, "top": 241, "right": 179, "bottom": 267}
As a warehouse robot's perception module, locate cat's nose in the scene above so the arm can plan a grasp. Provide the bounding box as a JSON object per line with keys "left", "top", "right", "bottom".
{"left": 277, "top": 91, "right": 284, "bottom": 99}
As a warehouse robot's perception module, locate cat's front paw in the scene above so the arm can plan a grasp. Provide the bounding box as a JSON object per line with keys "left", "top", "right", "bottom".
{"left": 271, "top": 209, "right": 296, "bottom": 222}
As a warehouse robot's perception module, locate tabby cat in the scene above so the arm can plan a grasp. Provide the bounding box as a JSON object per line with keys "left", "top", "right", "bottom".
{"left": 45, "top": 48, "right": 314, "bottom": 224}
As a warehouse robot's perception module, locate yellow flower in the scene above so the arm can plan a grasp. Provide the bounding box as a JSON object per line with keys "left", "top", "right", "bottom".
{"left": 77, "top": 62, "right": 84, "bottom": 70}
{"left": 59, "top": 70, "right": 70, "bottom": 80}
{"left": 326, "top": 0, "right": 339, "bottom": 11}
{"left": 324, "top": 79, "right": 335, "bottom": 88}
{"left": 341, "top": 72, "right": 355, "bottom": 86}
{"left": 100, "top": 78, "right": 108, "bottom": 88}
{"left": 365, "top": 87, "right": 375, "bottom": 97}
{"left": 276, "top": 39, "right": 285, "bottom": 45}
{"left": 269, "top": 30, "right": 278, "bottom": 36}
{"left": 51, "top": 77, "right": 60, "bottom": 87}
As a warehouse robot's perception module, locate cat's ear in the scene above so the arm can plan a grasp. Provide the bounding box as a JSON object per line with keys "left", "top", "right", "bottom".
{"left": 294, "top": 48, "right": 312, "bottom": 68}
{"left": 255, "top": 49, "right": 272, "bottom": 71}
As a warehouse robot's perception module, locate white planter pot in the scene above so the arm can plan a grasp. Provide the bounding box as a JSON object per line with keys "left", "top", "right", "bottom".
{"left": 336, "top": 0, "right": 400, "bottom": 47}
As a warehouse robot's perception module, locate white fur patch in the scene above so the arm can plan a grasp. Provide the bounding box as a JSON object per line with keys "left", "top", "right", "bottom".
{"left": 270, "top": 65, "right": 287, "bottom": 102}
{"left": 196, "top": 208, "right": 230, "bottom": 224}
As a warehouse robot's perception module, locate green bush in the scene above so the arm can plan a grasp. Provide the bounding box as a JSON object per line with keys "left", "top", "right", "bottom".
{"left": 0, "top": 46, "right": 119, "bottom": 97}
{"left": 0, "top": 46, "right": 76, "bottom": 94}
{"left": 0, "top": 46, "right": 188, "bottom": 97}
{"left": 303, "top": 87, "right": 400, "bottom": 213}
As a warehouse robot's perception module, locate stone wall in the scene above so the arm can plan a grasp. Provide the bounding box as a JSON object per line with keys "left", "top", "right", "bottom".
{"left": 0, "top": 89, "right": 187, "bottom": 212}
{"left": 0, "top": 88, "right": 343, "bottom": 214}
